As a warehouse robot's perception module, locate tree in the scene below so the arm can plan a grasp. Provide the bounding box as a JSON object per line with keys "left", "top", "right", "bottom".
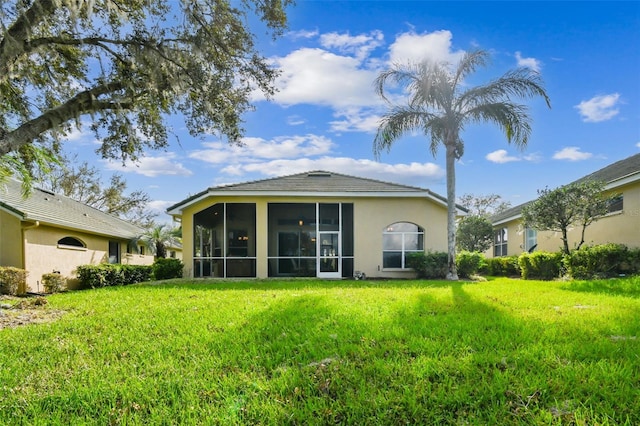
{"left": 0, "top": 0, "right": 292, "bottom": 185}
{"left": 521, "top": 180, "right": 618, "bottom": 254}
{"left": 37, "top": 155, "right": 156, "bottom": 227}
{"left": 458, "top": 193, "right": 511, "bottom": 217}
{"left": 374, "top": 50, "right": 550, "bottom": 280}
{"left": 456, "top": 215, "right": 494, "bottom": 252}
{"left": 138, "top": 223, "right": 182, "bottom": 259}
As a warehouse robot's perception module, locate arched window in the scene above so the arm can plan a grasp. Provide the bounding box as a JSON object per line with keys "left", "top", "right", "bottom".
{"left": 383, "top": 222, "right": 424, "bottom": 269}
{"left": 57, "top": 236, "right": 85, "bottom": 248}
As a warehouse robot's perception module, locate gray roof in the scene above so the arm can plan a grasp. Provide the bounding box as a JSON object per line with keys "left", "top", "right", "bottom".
{"left": 0, "top": 179, "right": 144, "bottom": 239}
{"left": 168, "top": 170, "right": 462, "bottom": 214}
{"left": 491, "top": 153, "right": 640, "bottom": 224}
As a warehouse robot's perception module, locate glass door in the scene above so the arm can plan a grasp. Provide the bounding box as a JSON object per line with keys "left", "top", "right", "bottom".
{"left": 317, "top": 203, "right": 341, "bottom": 278}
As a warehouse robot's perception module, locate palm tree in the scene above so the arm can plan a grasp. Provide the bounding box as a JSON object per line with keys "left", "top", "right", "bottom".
{"left": 374, "top": 50, "right": 550, "bottom": 280}
{"left": 137, "top": 223, "right": 182, "bottom": 259}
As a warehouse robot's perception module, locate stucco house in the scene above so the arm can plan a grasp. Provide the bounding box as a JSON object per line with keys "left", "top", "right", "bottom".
{"left": 489, "top": 153, "right": 640, "bottom": 257}
{"left": 167, "top": 171, "right": 464, "bottom": 279}
{"left": 0, "top": 179, "right": 155, "bottom": 292}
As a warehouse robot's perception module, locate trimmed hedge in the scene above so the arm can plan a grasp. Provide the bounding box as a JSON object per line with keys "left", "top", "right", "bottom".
{"left": 42, "top": 273, "right": 67, "bottom": 293}
{"left": 518, "top": 252, "right": 563, "bottom": 280}
{"left": 407, "top": 251, "right": 448, "bottom": 279}
{"left": 152, "top": 258, "right": 184, "bottom": 280}
{"left": 0, "top": 266, "right": 28, "bottom": 295}
{"left": 482, "top": 256, "right": 520, "bottom": 277}
{"left": 456, "top": 251, "right": 486, "bottom": 278}
{"left": 76, "top": 264, "right": 153, "bottom": 289}
{"left": 407, "top": 251, "right": 486, "bottom": 279}
{"left": 565, "top": 244, "right": 640, "bottom": 279}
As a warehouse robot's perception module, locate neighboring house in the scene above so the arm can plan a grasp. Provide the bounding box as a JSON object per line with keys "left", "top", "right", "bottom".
{"left": 0, "top": 179, "right": 155, "bottom": 292}
{"left": 167, "top": 242, "right": 183, "bottom": 261}
{"left": 167, "top": 171, "right": 465, "bottom": 279}
{"left": 489, "top": 153, "right": 640, "bottom": 257}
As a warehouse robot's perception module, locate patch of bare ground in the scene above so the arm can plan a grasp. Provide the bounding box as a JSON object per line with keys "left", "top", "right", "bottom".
{"left": 0, "top": 295, "right": 66, "bottom": 330}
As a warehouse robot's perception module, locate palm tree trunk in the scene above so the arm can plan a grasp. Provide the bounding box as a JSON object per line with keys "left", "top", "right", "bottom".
{"left": 445, "top": 143, "right": 459, "bottom": 280}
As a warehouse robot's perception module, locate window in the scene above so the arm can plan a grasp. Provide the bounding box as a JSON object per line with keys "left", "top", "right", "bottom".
{"left": 608, "top": 195, "right": 623, "bottom": 213}
{"left": 524, "top": 228, "right": 537, "bottom": 252}
{"left": 383, "top": 222, "right": 424, "bottom": 269}
{"left": 108, "top": 241, "right": 120, "bottom": 264}
{"left": 57, "top": 236, "right": 85, "bottom": 248}
{"left": 494, "top": 228, "right": 508, "bottom": 257}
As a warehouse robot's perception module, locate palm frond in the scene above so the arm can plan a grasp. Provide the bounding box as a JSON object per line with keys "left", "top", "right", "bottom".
{"left": 466, "top": 102, "right": 532, "bottom": 149}
{"left": 458, "top": 67, "right": 551, "bottom": 112}
{"left": 373, "top": 106, "right": 438, "bottom": 158}
{"left": 452, "top": 50, "right": 490, "bottom": 91}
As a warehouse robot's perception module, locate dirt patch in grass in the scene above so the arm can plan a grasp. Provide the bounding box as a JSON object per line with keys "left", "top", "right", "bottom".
{"left": 0, "top": 295, "right": 66, "bottom": 330}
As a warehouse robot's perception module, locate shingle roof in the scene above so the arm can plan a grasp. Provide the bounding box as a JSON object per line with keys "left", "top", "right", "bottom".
{"left": 167, "top": 170, "right": 460, "bottom": 214}
{"left": 0, "top": 179, "right": 144, "bottom": 239}
{"left": 491, "top": 153, "right": 640, "bottom": 224}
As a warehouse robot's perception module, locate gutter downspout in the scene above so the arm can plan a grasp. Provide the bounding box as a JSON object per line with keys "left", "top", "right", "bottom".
{"left": 21, "top": 220, "right": 40, "bottom": 294}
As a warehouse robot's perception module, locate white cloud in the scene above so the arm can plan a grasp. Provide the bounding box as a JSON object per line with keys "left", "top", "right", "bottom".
{"left": 287, "top": 115, "right": 306, "bottom": 126}
{"left": 552, "top": 147, "right": 593, "bottom": 161}
{"left": 189, "top": 134, "right": 335, "bottom": 165}
{"left": 637, "top": 142, "right": 640, "bottom": 148}
{"left": 486, "top": 149, "right": 521, "bottom": 163}
{"left": 515, "top": 51, "right": 542, "bottom": 72}
{"left": 104, "top": 153, "right": 193, "bottom": 177}
{"left": 320, "top": 30, "right": 384, "bottom": 60}
{"left": 287, "top": 29, "right": 319, "bottom": 40}
{"left": 264, "top": 47, "right": 379, "bottom": 108}
{"left": 575, "top": 93, "right": 621, "bottom": 122}
{"left": 330, "top": 108, "right": 382, "bottom": 133}
{"left": 147, "top": 200, "right": 175, "bottom": 215}
{"left": 221, "top": 157, "right": 444, "bottom": 187}
{"left": 388, "top": 30, "right": 465, "bottom": 65}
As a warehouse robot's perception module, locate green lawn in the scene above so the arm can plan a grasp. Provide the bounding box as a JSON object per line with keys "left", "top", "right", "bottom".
{"left": 1, "top": 277, "right": 639, "bottom": 425}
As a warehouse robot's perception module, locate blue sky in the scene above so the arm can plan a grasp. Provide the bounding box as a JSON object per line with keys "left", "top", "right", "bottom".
{"left": 65, "top": 1, "right": 640, "bottom": 222}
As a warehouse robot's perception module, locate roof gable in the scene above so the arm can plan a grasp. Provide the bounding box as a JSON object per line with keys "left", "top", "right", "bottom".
{"left": 167, "top": 170, "right": 460, "bottom": 214}
{"left": 491, "top": 153, "right": 640, "bottom": 224}
{"left": 0, "top": 179, "right": 144, "bottom": 239}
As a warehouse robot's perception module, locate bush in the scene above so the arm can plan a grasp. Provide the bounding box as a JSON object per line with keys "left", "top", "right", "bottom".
{"left": 122, "top": 265, "right": 153, "bottom": 284}
{"left": 455, "top": 251, "right": 486, "bottom": 279}
{"left": 518, "top": 252, "right": 563, "bottom": 280}
{"left": 0, "top": 267, "right": 28, "bottom": 295}
{"left": 565, "top": 244, "right": 639, "bottom": 279}
{"left": 76, "top": 264, "right": 153, "bottom": 289}
{"left": 406, "top": 251, "right": 448, "bottom": 279}
{"left": 42, "top": 273, "right": 67, "bottom": 293}
{"left": 483, "top": 256, "right": 520, "bottom": 277}
{"left": 153, "top": 258, "right": 184, "bottom": 280}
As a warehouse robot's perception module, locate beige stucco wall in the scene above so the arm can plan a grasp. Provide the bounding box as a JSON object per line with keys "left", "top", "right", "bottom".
{"left": 0, "top": 210, "right": 23, "bottom": 268}
{"left": 179, "top": 195, "right": 449, "bottom": 279}
{"left": 537, "top": 181, "right": 640, "bottom": 252}
{"left": 489, "top": 181, "right": 640, "bottom": 257}
{"left": 22, "top": 224, "right": 154, "bottom": 291}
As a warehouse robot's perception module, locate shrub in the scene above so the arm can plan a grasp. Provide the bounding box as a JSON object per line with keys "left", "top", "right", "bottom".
{"left": 518, "top": 252, "right": 563, "bottom": 280}
{"left": 153, "top": 258, "right": 184, "bottom": 280}
{"left": 0, "top": 267, "right": 28, "bottom": 295}
{"left": 565, "top": 244, "right": 638, "bottom": 279}
{"left": 483, "top": 256, "right": 520, "bottom": 277}
{"left": 122, "top": 265, "right": 153, "bottom": 284}
{"left": 76, "top": 265, "right": 108, "bottom": 289}
{"left": 406, "top": 252, "right": 448, "bottom": 279}
{"left": 455, "top": 251, "right": 486, "bottom": 278}
{"left": 76, "top": 264, "right": 153, "bottom": 289}
{"left": 42, "top": 273, "right": 67, "bottom": 293}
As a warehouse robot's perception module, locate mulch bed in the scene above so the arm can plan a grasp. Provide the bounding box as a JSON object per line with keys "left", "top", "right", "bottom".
{"left": 0, "top": 295, "right": 66, "bottom": 330}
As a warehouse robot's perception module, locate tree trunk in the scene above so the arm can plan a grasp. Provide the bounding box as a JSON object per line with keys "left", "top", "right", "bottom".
{"left": 445, "top": 142, "right": 458, "bottom": 281}
{"left": 561, "top": 228, "right": 570, "bottom": 255}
